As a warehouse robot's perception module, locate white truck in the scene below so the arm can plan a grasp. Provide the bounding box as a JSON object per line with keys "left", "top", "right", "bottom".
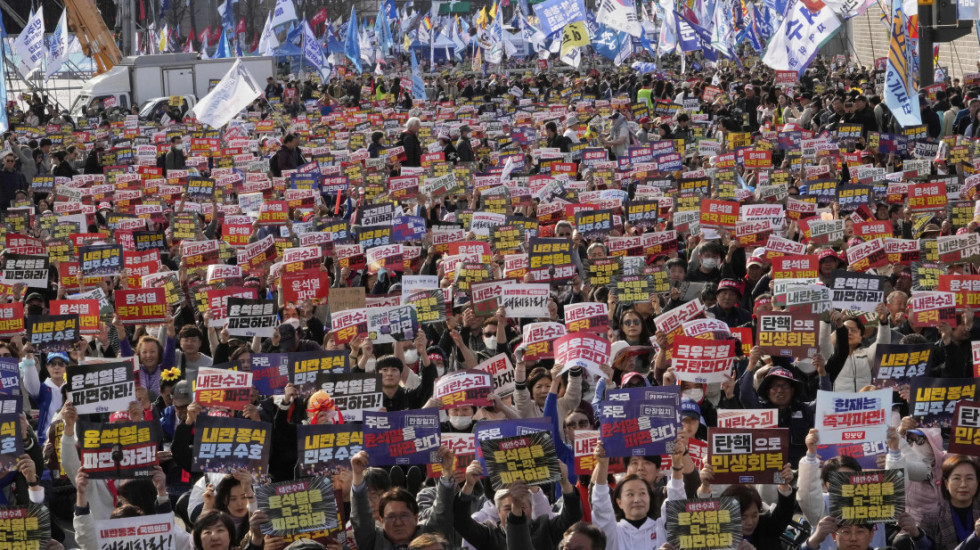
{"left": 69, "top": 53, "right": 277, "bottom": 120}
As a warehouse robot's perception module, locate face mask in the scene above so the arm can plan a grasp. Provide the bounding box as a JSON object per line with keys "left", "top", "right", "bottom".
{"left": 701, "top": 257, "right": 719, "bottom": 270}
{"left": 364, "top": 358, "right": 377, "bottom": 373}
{"left": 403, "top": 349, "right": 419, "bottom": 365}
{"left": 683, "top": 389, "right": 704, "bottom": 403}
{"left": 483, "top": 336, "right": 497, "bottom": 350}
{"left": 449, "top": 415, "right": 473, "bottom": 430}
{"left": 26, "top": 305, "right": 43, "bottom": 316}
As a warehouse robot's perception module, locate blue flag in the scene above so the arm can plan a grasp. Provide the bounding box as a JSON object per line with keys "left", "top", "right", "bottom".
{"left": 592, "top": 24, "right": 631, "bottom": 65}
{"left": 235, "top": 36, "right": 244, "bottom": 57}
{"left": 160, "top": 0, "right": 171, "bottom": 19}
{"left": 884, "top": 0, "right": 921, "bottom": 127}
{"left": 410, "top": 49, "right": 426, "bottom": 100}
{"left": 386, "top": 0, "right": 397, "bottom": 19}
{"left": 345, "top": 6, "right": 362, "bottom": 73}
{"left": 215, "top": 29, "right": 231, "bottom": 58}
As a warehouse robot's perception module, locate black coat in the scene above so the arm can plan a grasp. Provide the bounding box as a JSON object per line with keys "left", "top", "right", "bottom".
{"left": 400, "top": 130, "right": 422, "bottom": 167}
{"left": 456, "top": 137, "right": 475, "bottom": 162}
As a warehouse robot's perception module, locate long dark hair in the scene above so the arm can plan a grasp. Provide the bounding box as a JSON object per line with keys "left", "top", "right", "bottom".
{"left": 612, "top": 474, "right": 660, "bottom": 521}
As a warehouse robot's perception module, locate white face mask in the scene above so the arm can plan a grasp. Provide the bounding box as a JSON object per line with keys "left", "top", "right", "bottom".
{"left": 449, "top": 415, "right": 473, "bottom": 430}
{"left": 403, "top": 349, "right": 419, "bottom": 365}
{"left": 364, "top": 358, "right": 377, "bottom": 373}
{"left": 483, "top": 336, "right": 497, "bottom": 350}
{"left": 683, "top": 389, "right": 704, "bottom": 403}
{"left": 701, "top": 257, "right": 719, "bottom": 270}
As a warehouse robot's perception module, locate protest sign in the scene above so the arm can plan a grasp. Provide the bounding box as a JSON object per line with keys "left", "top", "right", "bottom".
{"left": 909, "top": 291, "right": 957, "bottom": 328}
{"left": 0, "top": 503, "right": 49, "bottom": 549}
{"left": 297, "top": 424, "right": 365, "bottom": 477}
{"left": 597, "top": 397, "right": 680, "bottom": 457}
{"left": 708, "top": 428, "right": 788, "bottom": 484}
{"left": 528, "top": 237, "right": 575, "bottom": 281}
{"left": 671, "top": 336, "right": 736, "bottom": 384}
{"left": 0, "top": 413, "right": 23, "bottom": 469}
{"left": 95, "top": 514, "right": 176, "bottom": 550}
{"left": 480, "top": 431, "right": 561, "bottom": 490}
{"left": 817, "top": 441, "right": 889, "bottom": 470}
{"left": 79, "top": 244, "right": 124, "bottom": 277}
{"left": 500, "top": 284, "right": 551, "bottom": 318}
{"left": 226, "top": 298, "right": 278, "bottom": 337}
{"left": 0, "top": 254, "right": 49, "bottom": 288}
{"left": 473, "top": 417, "right": 552, "bottom": 469}
{"left": 716, "top": 409, "right": 778, "bottom": 429}
{"left": 757, "top": 313, "right": 818, "bottom": 357}
{"left": 564, "top": 302, "right": 609, "bottom": 334}
{"left": 366, "top": 305, "right": 419, "bottom": 342}
{"left": 195, "top": 367, "right": 253, "bottom": 410}
{"left": 0, "top": 303, "right": 24, "bottom": 338}
{"left": 193, "top": 416, "right": 271, "bottom": 475}
{"left": 429, "top": 432, "right": 477, "bottom": 478}
{"left": 67, "top": 361, "right": 135, "bottom": 415}
{"left": 872, "top": 344, "right": 933, "bottom": 388}
{"left": 950, "top": 401, "right": 980, "bottom": 456}
{"left": 248, "top": 353, "right": 290, "bottom": 395}
{"left": 781, "top": 285, "right": 833, "bottom": 316}
{"left": 910, "top": 377, "right": 979, "bottom": 428}
{"left": 288, "top": 350, "right": 350, "bottom": 393}
{"left": 406, "top": 289, "right": 447, "bottom": 324}
{"left": 363, "top": 409, "right": 441, "bottom": 465}
{"left": 476, "top": 354, "right": 516, "bottom": 399}
{"left": 772, "top": 255, "right": 819, "bottom": 279}
{"left": 815, "top": 389, "right": 891, "bottom": 444}
{"left": 573, "top": 429, "right": 625, "bottom": 476}
{"left": 78, "top": 420, "right": 161, "bottom": 478}
{"left": 828, "top": 470, "right": 905, "bottom": 524}
{"left": 554, "top": 333, "right": 611, "bottom": 378}
{"left": 115, "top": 288, "right": 167, "bottom": 325}
{"left": 521, "top": 322, "right": 566, "bottom": 362}
{"left": 829, "top": 271, "right": 886, "bottom": 311}
{"left": 50, "top": 299, "right": 99, "bottom": 335}
{"left": 938, "top": 275, "right": 980, "bottom": 309}
{"left": 434, "top": 369, "right": 494, "bottom": 409}
{"left": 665, "top": 498, "right": 742, "bottom": 550}
{"left": 314, "top": 373, "right": 382, "bottom": 421}
{"left": 26, "top": 314, "right": 79, "bottom": 353}
{"left": 256, "top": 477, "right": 339, "bottom": 535}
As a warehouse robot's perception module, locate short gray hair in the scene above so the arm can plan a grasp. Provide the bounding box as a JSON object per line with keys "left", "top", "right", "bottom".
{"left": 406, "top": 117, "right": 421, "bottom": 130}
{"left": 494, "top": 488, "right": 511, "bottom": 509}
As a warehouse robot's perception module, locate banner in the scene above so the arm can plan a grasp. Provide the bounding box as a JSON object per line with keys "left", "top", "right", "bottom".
{"left": 480, "top": 431, "right": 561, "bottom": 490}
{"left": 883, "top": 0, "right": 921, "bottom": 128}
{"left": 597, "top": 396, "right": 680, "bottom": 457}
{"left": 500, "top": 284, "right": 551, "bottom": 317}
{"left": 195, "top": 367, "right": 253, "bottom": 410}
{"left": 909, "top": 291, "right": 956, "bottom": 328}
{"left": 828, "top": 469, "right": 905, "bottom": 524}
{"left": 554, "top": 333, "right": 611, "bottom": 378}
{"left": 950, "top": 401, "right": 980, "bottom": 456}
{"left": 363, "top": 409, "right": 441, "bottom": 465}
{"left": 708, "top": 427, "right": 789, "bottom": 484}
{"left": 115, "top": 288, "right": 167, "bottom": 325}
{"left": 67, "top": 361, "right": 135, "bottom": 415}
{"left": 78, "top": 420, "right": 162, "bottom": 478}
{"left": 434, "top": 369, "right": 494, "bottom": 409}
{"left": 757, "top": 313, "right": 818, "bottom": 357}
{"left": 671, "top": 336, "right": 736, "bottom": 384}
{"left": 297, "top": 424, "right": 364, "bottom": 477}
{"left": 226, "top": 298, "right": 278, "bottom": 337}
{"left": 476, "top": 354, "right": 516, "bottom": 399}
{"left": 872, "top": 344, "right": 932, "bottom": 388}
{"left": 910, "top": 377, "right": 979, "bottom": 428}
{"left": 665, "top": 498, "right": 742, "bottom": 550}
{"left": 815, "top": 389, "right": 891, "bottom": 444}
{"left": 95, "top": 514, "right": 176, "bottom": 550}
{"left": 761, "top": 1, "right": 840, "bottom": 75}
{"left": 193, "top": 416, "right": 271, "bottom": 474}
{"left": 256, "top": 476, "right": 338, "bottom": 535}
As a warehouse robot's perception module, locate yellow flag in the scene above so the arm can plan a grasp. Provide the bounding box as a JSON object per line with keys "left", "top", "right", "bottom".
{"left": 489, "top": 1, "right": 498, "bottom": 20}
{"left": 472, "top": 47, "right": 482, "bottom": 71}
{"left": 403, "top": 32, "right": 412, "bottom": 51}
{"left": 560, "top": 22, "right": 590, "bottom": 57}
{"left": 476, "top": 7, "right": 488, "bottom": 28}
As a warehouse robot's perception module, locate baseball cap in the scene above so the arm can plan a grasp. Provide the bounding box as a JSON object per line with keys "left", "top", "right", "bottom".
{"left": 717, "top": 279, "right": 744, "bottom": 297}
{"left": 172, "top": 380, "right": 192, "bottom": 407}
{"left": 681, "top": 400, "right": 702, "bottom": 420}
{"left": 46, "top": 352, "right": 69, "bottom": 364}
{"left": 638, "top": 116, "right": 651, "bottom": 124}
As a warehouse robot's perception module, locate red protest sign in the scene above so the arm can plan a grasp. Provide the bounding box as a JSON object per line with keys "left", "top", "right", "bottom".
{"left": 907, "top": 182, "right": 947, "bottom": 212}
{"left": 282, "top": 271, "right": 330, "bottom": 305}
{"left": 195, "top": 367, "right": 253, "bottom": 411}
{"left": 0, "top": 302, "right": 24, "bottom": 338}
{"left": 433, "top": 369, "right": 493, "bottom": 409}
{"left": 115, "top": 288, "right": 167, "bottom": 325}
{"left": 699, "top": 199, "right": 739, "bottom": 229}
{"left": 772, "top": 255, "right": 820, "bottom": 279}
{"left": 522, "top": 322, "right": 566, "bottom": 362}
{"left": 671, "top": 336, "right": 736, "bottom": 384}
{"left": 938, "top": 275, "right": 980, "bottom": 309}
{"left": 51, "top": 299, "right": 100, "bottom": 335}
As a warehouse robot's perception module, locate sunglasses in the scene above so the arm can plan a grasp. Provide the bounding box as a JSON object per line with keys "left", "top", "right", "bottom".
{"left": 622, "top": 319, "right": 641, "bottom": 327}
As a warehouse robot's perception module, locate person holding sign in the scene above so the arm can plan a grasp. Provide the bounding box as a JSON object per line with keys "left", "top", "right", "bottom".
{"left": 801, "top": 518, "right": 876, "bottom": 550}
{"left": 20, "top": 348, "right": 68, "bottom": 446}
{"left": 696, "top": 461, "right": 796, "bottom": 549}
{"left": 590, "top": 439, "right": 688, "bottom": 550}
{"left": 820, "top": 306, "right": 890, "bottom": 393}
{"left": 113, "top": 313, "right": 177, "bottom": 396}
{"left": 349, "top": 447, "right": 456, "bottom": 550}
{"left": 896, "top": 455, "right": 980, "bottom": 550}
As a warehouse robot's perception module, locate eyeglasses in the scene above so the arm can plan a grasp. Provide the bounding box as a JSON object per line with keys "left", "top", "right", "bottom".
{"left": 622, "top": 319, "right": 641, "bottom": 327}
{"left": 907, "top": 434, "right": 927, "bottom": 446}
{"left": 382, "top": 513, "right": 415, "bottom": 524}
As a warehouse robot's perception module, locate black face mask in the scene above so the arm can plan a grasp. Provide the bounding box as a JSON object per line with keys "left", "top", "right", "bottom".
{"left": 27, "top": 305, "right": 43, "bottom": 316}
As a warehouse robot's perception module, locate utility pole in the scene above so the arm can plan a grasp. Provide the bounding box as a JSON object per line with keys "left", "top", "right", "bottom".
{"left": 916, "top": 0, "right": 971, "bottom": 86}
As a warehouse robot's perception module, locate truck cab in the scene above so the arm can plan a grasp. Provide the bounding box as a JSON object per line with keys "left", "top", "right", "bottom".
{"left": 69, "top": 64, "right": 131, "bottom": 119}
{"left": 138, "top": 96, "right": 198, "bottom": 122}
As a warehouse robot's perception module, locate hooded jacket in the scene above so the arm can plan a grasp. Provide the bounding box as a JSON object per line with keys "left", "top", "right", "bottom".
{"left": 905, "top": 427, "right": 946, "bottom": 523}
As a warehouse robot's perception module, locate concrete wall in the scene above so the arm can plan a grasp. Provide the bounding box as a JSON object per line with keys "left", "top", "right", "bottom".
{"left": 839, "top": 5, "right": 979, "bottom": 83}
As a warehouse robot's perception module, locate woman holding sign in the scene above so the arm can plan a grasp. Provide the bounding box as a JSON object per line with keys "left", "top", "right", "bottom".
{"left": 590, "top": 438, "right": 688, "bottom": 550}
{"left": 899, "top": 455, "right": 980, "bottom": 550}
{"left": 820, "top": 305, "right": 890, "bottom": 393}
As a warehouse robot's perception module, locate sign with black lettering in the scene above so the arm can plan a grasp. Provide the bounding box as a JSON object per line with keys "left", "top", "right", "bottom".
{"left": 226, "top": 298, "right": 278, "bottom": 337}
{"left": 67, "top": 361, "right": 135, "bottom": 415}
{"left": 78, "top": 420, "right": 162, "bottom": 478}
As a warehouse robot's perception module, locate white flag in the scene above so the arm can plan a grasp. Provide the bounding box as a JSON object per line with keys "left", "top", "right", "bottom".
{"left": 597, "top": 0, "right": 642, "bottom": 37}
{"left": 45, "top": 10, "right": 70, "bottom": 80}
{"left": 258, "top": 12, "right": 279, "bottom": 56}
{"left": 192, "top": 59, "right": 262, "bottom": 128}
{"left": 302, "top": 20, "right": 324, "bottom": 72}
{"left": 762, "top": 1, "right": 840, "bottom": 74}
{"left": 269, "top": 0, "right": 298, "bottom": 28}
{"left": 13, "top": 8, "right": 45, "bottom": 79}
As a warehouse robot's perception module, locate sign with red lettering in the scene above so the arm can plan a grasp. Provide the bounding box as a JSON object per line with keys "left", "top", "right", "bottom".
{"left": 909, "top": 291, "right": 957, "bottom": 328}
{"left": 554, "top": 333, "right": 611, "bottom": 378}
{"left": 815, "top": 389, "right": 891, "bottom": 444}
{"left": 671, "top": 336, "right": 736, "bottom": 384}
{"left": 907, "top": 182, "right": 947, "bottom": 212}
{"left": 433, "top": 370, "right": 493, "bottom": 409}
